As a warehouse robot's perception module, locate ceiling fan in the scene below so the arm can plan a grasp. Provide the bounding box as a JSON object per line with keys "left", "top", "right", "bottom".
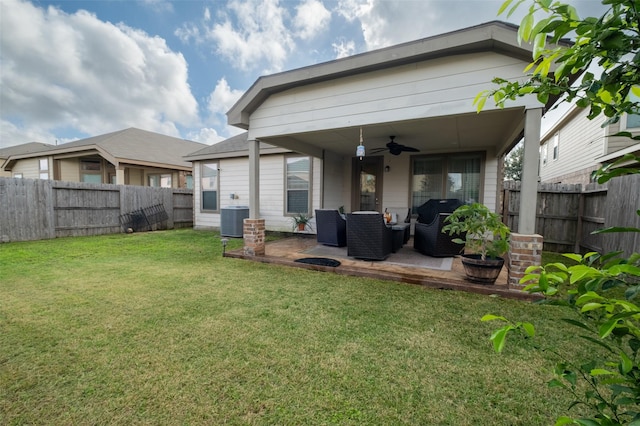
{"left": 370, "top": 136, "right": 420, "bottom": 156}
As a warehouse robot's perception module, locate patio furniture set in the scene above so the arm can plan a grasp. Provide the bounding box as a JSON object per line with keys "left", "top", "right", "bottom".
{"left": 314, "top": 199, "right": 465, "bottom": 261}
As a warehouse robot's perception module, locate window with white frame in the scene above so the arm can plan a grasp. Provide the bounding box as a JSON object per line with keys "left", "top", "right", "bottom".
{"left": 39, "top": 158, "right": 49, "bottom": 179}
{"left": 542, "top": 142, "right": 548, "bottom": 165}
{"left": 148, "top": 173, "right": 172, "bottom": 188}
{"left": 285, "top": 156, "right": 311, "bottom": 215}
{"left": 201, "top": 162, "right": 219, "bottom": 212}
{"left": 622, "top": 91, "right": 640, "bottom": 130}
{"left": 411, "top": 153, "right": 482, "bottom": 213}
{"left": 552, "top": 134, "right": 559, "bottom": 161}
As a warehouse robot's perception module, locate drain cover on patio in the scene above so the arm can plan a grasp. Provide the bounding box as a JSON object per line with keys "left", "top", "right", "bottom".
{"left": 294, "top": 257, "right": 341, "bottom": 267}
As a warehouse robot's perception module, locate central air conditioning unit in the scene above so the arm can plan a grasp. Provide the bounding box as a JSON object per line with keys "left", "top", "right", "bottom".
{"left": 220, "top": 206, "right": 249, "bottom": 237}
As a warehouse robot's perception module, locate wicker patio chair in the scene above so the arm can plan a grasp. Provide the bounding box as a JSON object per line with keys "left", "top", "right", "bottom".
{"left": 346, "top": 212, "right": 394, "bottom": 260}
{"left": 413, "top": 199, "right": 465, "bottom": 257}
{"left": 315, "top": 209, "right": 347, "bottom": 247}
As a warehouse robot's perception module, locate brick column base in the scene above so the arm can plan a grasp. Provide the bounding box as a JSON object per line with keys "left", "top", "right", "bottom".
{"left": 243, "top": 219, "right": 265, "bottom": 256}
{"left": 508, "top": 233, "right": 543, "bottom": 289}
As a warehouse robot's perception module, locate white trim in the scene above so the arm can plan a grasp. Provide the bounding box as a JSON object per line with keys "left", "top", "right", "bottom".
{"left": 595, "top": 143, "right": 640, "bottom": 163}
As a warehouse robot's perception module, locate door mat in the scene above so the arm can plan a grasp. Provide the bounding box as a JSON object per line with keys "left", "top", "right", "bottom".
{"left": 294, "top": 257, "right": 341, "bottom": 267}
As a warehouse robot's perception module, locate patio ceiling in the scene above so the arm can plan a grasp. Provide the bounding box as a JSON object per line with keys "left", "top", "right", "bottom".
{"left": 256, "top": 107, "right": 525, "bottom": 159}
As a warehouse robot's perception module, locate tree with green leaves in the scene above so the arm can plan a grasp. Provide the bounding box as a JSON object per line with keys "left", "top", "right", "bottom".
{"left": 475, "top": 0, "right": 640, "bottom": 128}
{"left": 504, "top": 143, "right": 524, "bottom": 181}
{"left": 476, "top": 1, "right": 640, "bottom": 425}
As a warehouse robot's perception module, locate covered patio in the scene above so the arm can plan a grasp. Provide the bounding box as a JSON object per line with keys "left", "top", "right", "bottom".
{"left": 225, "top": 21, "right": 571, "bottom": 287}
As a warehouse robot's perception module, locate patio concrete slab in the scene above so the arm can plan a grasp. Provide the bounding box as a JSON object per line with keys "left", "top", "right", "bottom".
{"left": 224, "top": 235, "right": 540, "bottom": 301}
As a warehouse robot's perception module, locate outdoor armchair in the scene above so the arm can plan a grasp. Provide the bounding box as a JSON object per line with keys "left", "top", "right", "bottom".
{"left": 413, "top": 199, "right": 465, "bottom": 257}
{"left": 346, "top": 212, "right": 394, "bottom": 260}
{"left": 314, "top": 209, "right": 347, "bottom": 247}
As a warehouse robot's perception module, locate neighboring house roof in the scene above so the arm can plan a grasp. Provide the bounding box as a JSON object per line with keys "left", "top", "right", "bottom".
{"left": 227, "top": 20, "right": 573, "bottom": 130}
{"left": 3, "top": 128, "right": 206, "bottom": 171}
{"left": 184, "top": 132, "right": 290, "bottom": 161}
{"left": 0, "top": 142, "right": 54, "bottom": 157}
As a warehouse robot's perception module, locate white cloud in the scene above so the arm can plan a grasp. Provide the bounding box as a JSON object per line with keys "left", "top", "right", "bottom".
{"left": 294, "top": 0, "right": 331, "bottom": 40}
{"left": 332, "top": 39, "right": 356, "bottom": 59}
{"left": 0, "top": 120, "right": 58, "bottom": 147}
{"left": 207, "top": 0, "right": 294, "bottom": 73}
{"left": 186, "top": 127, "right": 225, "bottom": 144}
{"left": 0, "top": 0, "right": 199, "bottom": 145}
{"left": 208, "top": 78, "right": 245, "bottom": 117}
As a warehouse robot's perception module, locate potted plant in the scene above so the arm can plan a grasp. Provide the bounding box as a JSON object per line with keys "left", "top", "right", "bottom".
{"left": 291, "top": 212, "right": 311, "bottom": 232}
{"left": 441, "top": 203, "right": 510, "bottom": 284}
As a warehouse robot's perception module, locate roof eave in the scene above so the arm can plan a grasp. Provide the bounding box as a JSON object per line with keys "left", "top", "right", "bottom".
{"left": 227, "top": 21, "right": 570, "bottom": 128}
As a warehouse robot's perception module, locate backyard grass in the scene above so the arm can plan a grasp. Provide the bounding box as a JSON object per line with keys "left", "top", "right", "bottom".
{"left": 1, "top": 229, "right": 593, "bottom": 425}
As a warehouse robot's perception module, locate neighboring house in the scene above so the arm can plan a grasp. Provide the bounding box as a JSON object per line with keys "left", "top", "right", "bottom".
{"left": 185, "top": 132, "right": 324, "bottom": 231}
{"left": 2, "top": 128, "right": 205, "bottom": 188}
{"left": 539, "top": 102, "right": 640, "bottom": 185}
{"left": 193, "top": 21, "right": 571, "bottom": 239}
{"left": 0, "top": 142, "right": 54, "bottom": 177}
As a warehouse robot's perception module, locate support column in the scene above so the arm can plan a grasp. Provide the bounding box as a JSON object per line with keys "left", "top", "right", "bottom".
{"left": 519, "top": 107, "right": 542, "bottom": 234}
{"left": 116, "top": 166, "right": 125, "bottom": 185}
{"left": 244, "top": 139, "right": 264, "bottom": 256}
{"left": 248, "top": 139, "right": 260, "bottom": 219}
{"left": 243, "top": 219, "right": 265, "bottom": 256}
{"left": 508, "top": 233, "right": 543, "bottom": 289}
{"left": 508, "top": 107, "right": 544, "bottom": 289}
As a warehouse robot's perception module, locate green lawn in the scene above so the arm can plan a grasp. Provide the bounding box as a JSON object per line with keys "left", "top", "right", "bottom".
{"left": 1, "top": 230, "right": 590, "bottom": 425}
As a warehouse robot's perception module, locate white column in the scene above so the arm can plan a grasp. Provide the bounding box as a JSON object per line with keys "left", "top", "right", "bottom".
{"left": 116, "top": 166, "right": 125, "bottom": 186}
{"left": 519, "top": 107, "right": 542, "bottom": 234}
{"left": 248, "top": 139, "right": 260, "bottom": 219}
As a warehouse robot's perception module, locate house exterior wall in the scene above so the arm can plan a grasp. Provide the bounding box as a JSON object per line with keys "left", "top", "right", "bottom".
{"left": 606, "top": 119, "right": 640, "bottom": 154}
{"left": 11, "top": 158, "right": 40, "bottom": 178}
{"left": 321, "top": 150, "right": 347, "bottom": 210}
{"left": 193, "top": 154, "right": 322, "bottom": 233}
{"left": 0, "top": 158, "right": 10, "bottom": 177}
{"left": 58, "top": 158, "right": 79, "bottom": 181}
{"left": 540, "top": 108, "right": 607, "bottom": 185}
{"left": 247, "top": 52, "right": 538, "bottom": 140}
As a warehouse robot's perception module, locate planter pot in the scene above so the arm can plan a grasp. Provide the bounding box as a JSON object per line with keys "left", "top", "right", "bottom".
{"left": 297, "top": 223, "right": 306, "bottom": 231}
{"left": 460, "top": 254, "right": 505, "bottom": 284}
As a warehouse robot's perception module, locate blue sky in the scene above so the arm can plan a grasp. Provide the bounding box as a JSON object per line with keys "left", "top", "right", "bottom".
{"left": 0, "top": 0, "right": 607, "bottom": 148}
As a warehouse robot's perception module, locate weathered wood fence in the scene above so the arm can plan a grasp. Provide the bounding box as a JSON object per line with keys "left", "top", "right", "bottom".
{"left": 502, "top": 174, "right": 639, "bottom": 256}
{"left": 0, "top": 178, "right": 193, "bottom": 243}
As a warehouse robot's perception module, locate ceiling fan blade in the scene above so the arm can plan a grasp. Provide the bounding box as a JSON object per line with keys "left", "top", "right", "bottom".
{"left": 401, "top": 146, "right": 420, "bottom": 152}
{"left": 369, "top": 147, "right": 388, "bottom": 154}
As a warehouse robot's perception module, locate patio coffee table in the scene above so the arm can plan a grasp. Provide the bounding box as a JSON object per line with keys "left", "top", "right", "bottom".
{"left": 389, "top": 223, "right": 409, "bottom": 252}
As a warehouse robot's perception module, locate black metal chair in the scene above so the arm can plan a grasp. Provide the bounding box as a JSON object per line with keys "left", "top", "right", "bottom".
{"left": 314, "top": 209, "right": 347, "bottom": 247}
{"left": 346, "top": 212, "right": 394, "bottom": 260}
{"left": 413, "top": 199, "right": 465, "bottom": 257}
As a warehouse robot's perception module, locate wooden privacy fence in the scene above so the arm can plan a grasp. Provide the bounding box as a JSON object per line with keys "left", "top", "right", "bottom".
{"left": 503, "top": 174, "right": 640, "bottom": 256}
{"left": 0, "top": 178, "right": 193, "bottom": 243}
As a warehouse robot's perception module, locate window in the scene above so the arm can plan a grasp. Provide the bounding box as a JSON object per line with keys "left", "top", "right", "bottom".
{"left": 622, "top": 91, "right": 640, "bottom": 130}
{"left": 201, "top": 162, "right": 219, "bottom": 211}
{"left": 411, "top": 153, "right": 481, "bottom": 213}
{"left": 552, "top": 134, "right": 559, "bottom": 161}
{"left": 541, "top": 143, "right": 548, "bottom": 165}
{"left": 14, "top": 173, "right": 23, "bottom": 178}
{"left": 39, "top": 158, "right": 49, "bottom": 179}
{"left": 149, "top": 174, "right": 172, "bottom": 188}
{"left": 81, "top": 159, "right": 102, "bottom": 183}
{"left": 285, "top": 156, "right": 311, "bottom": 215}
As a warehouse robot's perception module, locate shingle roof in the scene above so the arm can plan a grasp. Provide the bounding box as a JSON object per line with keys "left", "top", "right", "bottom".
{"left": 14, "top": 128, "right": 206, "bottom": 168}
{"left": 0, "top": 142, "right": 54, "bottom": 157}
{"left": 184, "top": 132, "right": 289, "bottom": 161}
